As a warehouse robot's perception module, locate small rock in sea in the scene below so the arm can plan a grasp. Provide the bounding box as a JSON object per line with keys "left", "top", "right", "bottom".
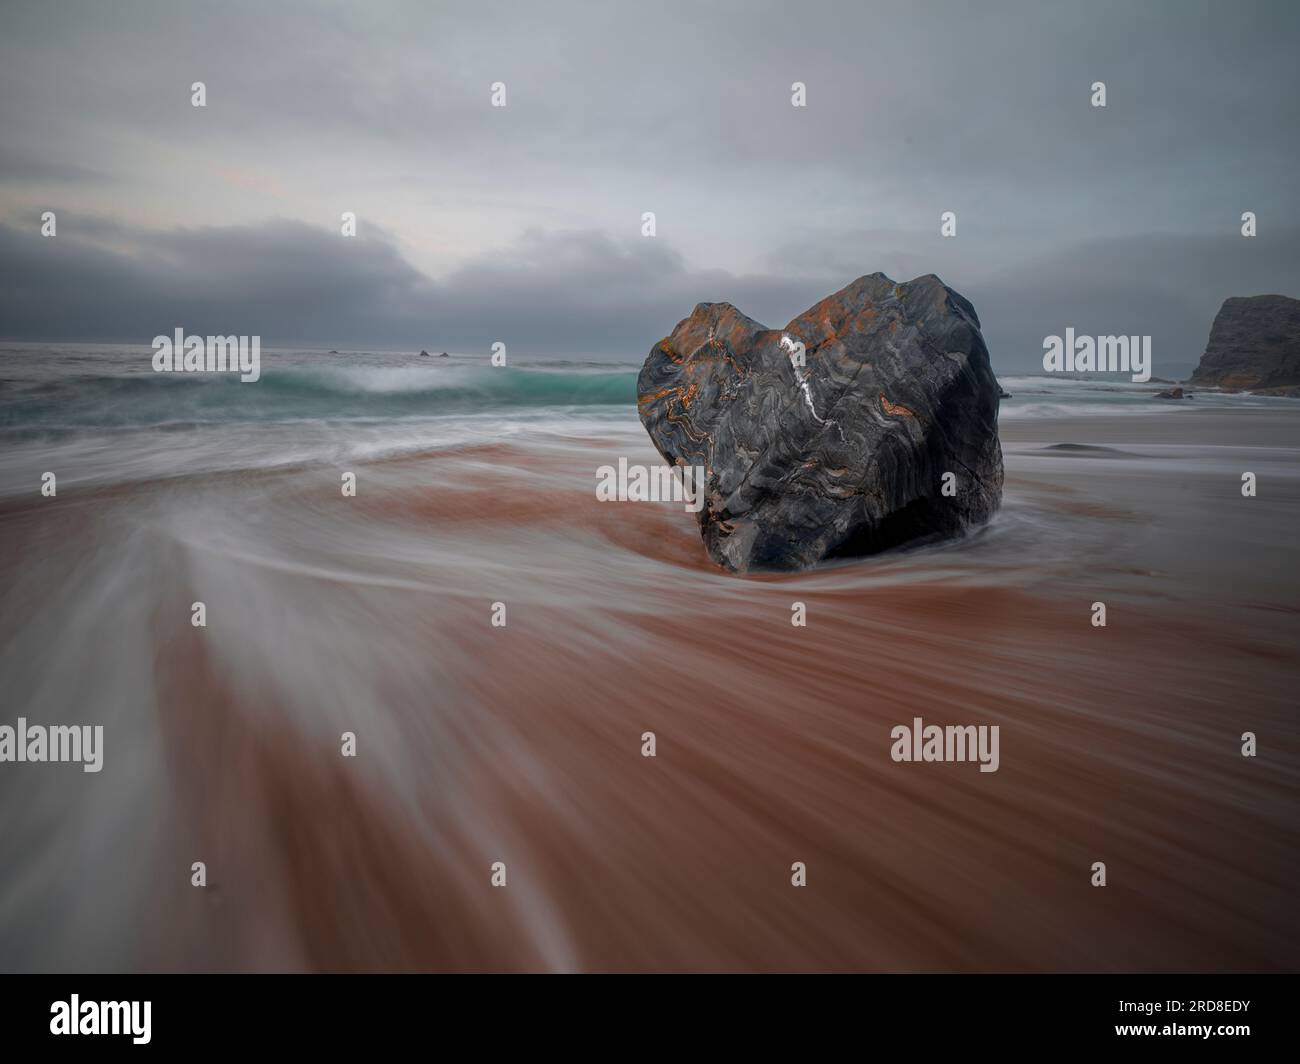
{"left": 1153, "top": 387, "right": 1186, "bottom": 399}
{"left": 637, "top": 273, "right": 1003, "bottom": 573}
{"left": 439, "top": 352, "right": 450, "bottom": 358}
{"left": 419, "top": 349, "right": 431, "bottom": 357}
{"left": 998, "top": 387, "right": 1012, "bottom": 399}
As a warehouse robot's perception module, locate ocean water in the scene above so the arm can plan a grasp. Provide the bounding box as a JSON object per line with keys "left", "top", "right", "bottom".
{"left": 0, "top": 343, "right": 1290, "bottom": 497}
{"left": 0, "top": 344, "right": 637, "bottom": 495}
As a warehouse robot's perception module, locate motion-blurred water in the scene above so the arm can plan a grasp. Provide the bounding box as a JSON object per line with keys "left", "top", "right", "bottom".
{"left": 1, "top": 343, "right": 1289, "bottom": 495}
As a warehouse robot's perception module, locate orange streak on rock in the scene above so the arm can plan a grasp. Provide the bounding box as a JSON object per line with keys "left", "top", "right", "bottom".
{"left": 880, "top": 394, "right": 915, "bottom": 418}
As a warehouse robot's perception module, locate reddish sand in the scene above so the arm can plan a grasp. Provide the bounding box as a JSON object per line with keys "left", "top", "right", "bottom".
{"left": 3, "top": 410, "right": 1298, "bottom": 971}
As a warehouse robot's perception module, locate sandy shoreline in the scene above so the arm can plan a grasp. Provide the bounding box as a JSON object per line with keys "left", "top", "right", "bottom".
{"left": 1, "top": 406, "right": 1297, "bottom": 971}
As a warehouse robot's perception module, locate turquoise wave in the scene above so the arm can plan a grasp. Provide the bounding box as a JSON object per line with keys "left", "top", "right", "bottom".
{"left": 0, "top": 364, "right": 639, "bottom": 433}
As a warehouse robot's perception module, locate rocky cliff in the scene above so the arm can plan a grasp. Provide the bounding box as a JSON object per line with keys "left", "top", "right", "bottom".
{"left": 1190, "top": 295, "right": 1300, "bottom": 393}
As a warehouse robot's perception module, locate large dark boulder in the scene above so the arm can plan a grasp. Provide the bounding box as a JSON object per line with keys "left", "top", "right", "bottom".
{"left": 636, "top": 273, "right": 1004, "bottom": 573}
{"left": 1190, "top": 295, "right": 1300, "bottom": 392}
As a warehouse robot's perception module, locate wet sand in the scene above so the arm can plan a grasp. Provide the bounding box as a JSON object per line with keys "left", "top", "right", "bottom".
{"left": 1, "top": 407, "right": 1298, "bottom": 971}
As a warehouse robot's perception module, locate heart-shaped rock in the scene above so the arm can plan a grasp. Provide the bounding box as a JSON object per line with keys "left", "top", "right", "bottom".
{"left": 637, "top": 273, "right": 1004, "bottom": 572}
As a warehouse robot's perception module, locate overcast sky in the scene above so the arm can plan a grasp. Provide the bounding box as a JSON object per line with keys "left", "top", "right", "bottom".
{"left": 1, "top": 0, "right": 1297, "bottom": 372}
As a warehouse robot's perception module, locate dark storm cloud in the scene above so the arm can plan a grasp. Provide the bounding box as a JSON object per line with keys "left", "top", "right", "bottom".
{"left": 0, "top": 219, "right": 431, "bottom": 347}
{"left": 0, "top": 217, "right": 827, "bottom": 355}
{"left": 967, "top": 228, "right": 1300, "bottom": 374}
{"left": 5, "top": 215, "right": 1297, "bottom": 373}
{"left": 763, "top": 223, "right": 1300, "bottom": 373}
{"left": 0, "top": 0, "right": 1297, "bottom": 367}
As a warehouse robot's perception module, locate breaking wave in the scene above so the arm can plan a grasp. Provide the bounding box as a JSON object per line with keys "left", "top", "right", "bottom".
{"left": 0, "top": 363, "right": 638, "bottom": 434}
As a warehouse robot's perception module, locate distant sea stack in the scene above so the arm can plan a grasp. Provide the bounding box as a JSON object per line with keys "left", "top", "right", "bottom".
{"left": 1190, "top": 295, "right": 1300, "bottom": 395}
{"left": 637, "top": 273, "right": 1003, "bottom": 573}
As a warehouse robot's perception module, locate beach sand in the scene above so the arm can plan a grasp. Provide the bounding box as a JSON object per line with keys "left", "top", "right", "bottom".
{"left": 1, "top": 406, "right": 1297, "bottom": 971}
